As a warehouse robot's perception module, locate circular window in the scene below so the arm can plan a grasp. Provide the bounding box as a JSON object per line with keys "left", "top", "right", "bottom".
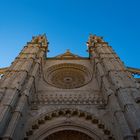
{"left": 45, "top": 63, "right": 92, "bottom": 89}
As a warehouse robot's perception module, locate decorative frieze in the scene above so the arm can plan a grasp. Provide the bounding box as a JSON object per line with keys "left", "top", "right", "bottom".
{"left": 36, "top": 92, "right": 104, "bottom": 105}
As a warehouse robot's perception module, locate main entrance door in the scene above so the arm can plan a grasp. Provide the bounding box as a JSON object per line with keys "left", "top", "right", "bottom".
{"left": 44, "top": 130, "right": 94, "bottom": 140}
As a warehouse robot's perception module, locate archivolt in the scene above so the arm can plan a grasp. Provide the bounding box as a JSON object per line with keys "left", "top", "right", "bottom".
{"left": 24, "top": 108, "right": 115, "bottom": 140}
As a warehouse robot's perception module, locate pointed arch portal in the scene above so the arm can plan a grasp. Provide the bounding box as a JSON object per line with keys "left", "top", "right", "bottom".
{"left": 25, "top": 108, "right": 114, "bottom": 140}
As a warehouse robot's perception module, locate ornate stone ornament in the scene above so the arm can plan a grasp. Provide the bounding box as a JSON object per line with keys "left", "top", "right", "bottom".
{"left": 45, "top": 63, "right": 92, "bottom": 89}
{"left": 25, "top": 108, "right": 114, "bottom": 140}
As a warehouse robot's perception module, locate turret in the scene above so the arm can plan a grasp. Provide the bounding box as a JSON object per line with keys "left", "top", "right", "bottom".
{"left": 0, "top": 34, "right": 48, "bottom": 139}
{"left": 87, "top": 34, "right": 140, "bottom": 140}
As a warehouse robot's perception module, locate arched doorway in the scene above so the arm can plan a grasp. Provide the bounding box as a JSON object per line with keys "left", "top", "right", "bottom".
{"left": 45, "top": 130, "right": 93, "bottom": 140}
{"left": 25, "top": 108, "right": 114, "bottom": 140}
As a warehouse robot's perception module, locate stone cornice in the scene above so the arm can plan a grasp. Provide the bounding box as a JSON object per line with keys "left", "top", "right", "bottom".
{"left": 127, "top": 67, "right": 140, "bottom": 75}
{"left": 0, "top": 67, "right": 8, "bottom": 74}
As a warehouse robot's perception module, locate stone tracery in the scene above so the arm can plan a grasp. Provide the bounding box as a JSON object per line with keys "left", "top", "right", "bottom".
{"left": 45, "top": 63, "right": 92, "bottom": 89}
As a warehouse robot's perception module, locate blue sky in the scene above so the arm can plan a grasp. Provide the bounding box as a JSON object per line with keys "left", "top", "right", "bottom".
{"left": 0, "top": 0, "right": 140, "bottom": 68}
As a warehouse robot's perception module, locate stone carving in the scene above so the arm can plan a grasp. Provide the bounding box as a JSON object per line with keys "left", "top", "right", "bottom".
{"left": 25, "top": 108, "right": 114, "bottom": 140}
{"left": 1, "top": 35, "right": 140, "bottom": 140}
{"left": 37, "top": 92, "right": 104, "bottom": 105}
{"left": 45, "top": 63, "right": 92, "bottom": 89}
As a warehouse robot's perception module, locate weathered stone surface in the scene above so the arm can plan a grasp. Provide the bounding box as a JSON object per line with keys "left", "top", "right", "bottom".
{"left": 0, "top": 34, "right": 140, "bottom": 140}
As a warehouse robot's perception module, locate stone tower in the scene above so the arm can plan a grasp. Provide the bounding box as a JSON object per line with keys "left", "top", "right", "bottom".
{"left": 0, "top": 34, "right": 140, "bottom": 140}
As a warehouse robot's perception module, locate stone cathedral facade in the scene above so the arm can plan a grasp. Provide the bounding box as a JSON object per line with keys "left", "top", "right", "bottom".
{"left": 0, "top": 34, "right": 140, "bottom": 140}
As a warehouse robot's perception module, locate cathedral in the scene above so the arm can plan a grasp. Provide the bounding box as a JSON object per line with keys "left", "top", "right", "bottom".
{"left": 0, "top": 34, "right": 140, "bottom": 140}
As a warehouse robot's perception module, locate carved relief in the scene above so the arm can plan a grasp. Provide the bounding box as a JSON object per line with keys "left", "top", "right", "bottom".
{"left": 37, "top": 92, "right": 104, "bottom": 105}
{"left": 25, "top": 108, "right": 115, "bottom": 140}
{"left": 45, "top": 63, "right": 92, "bottom": 89}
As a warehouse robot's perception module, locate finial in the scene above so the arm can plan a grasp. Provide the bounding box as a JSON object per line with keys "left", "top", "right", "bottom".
{"left": 87, "top": 34, "right": 104, "bottom": 48}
